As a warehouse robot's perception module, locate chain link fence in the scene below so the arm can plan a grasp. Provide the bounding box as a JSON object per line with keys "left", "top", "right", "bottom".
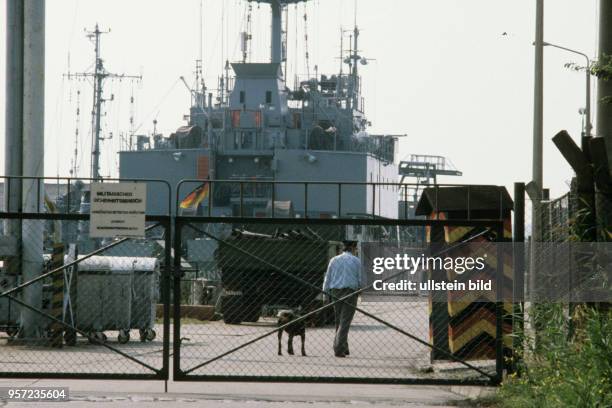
{"left": 0, "top": 177, "right": 511, "bottom": 384}
{"left": 525, "top": 193, "right": 573, "bottom": 304}
{"left": 173, "top": 219, "right": 505, "bottom": 384}
{"left": 0, "top": 178, "right": 170, "bottom": 379}
{"left": 524, "top": 186, "right": 611, "bottom": 323}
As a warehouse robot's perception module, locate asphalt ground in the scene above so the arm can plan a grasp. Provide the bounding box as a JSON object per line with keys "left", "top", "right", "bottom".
{"left": 1, "top": 300, "right": 493, "bottom": 380}
{"left": 0, "top": 378, "right": 490, "bottom": 407}
{"left": 0, "top": 300, "right": 496, "bottom": 406}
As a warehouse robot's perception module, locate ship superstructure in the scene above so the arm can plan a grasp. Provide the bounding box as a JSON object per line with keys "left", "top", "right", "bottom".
{"left": 120, "top": 0, "right": 401, "bottom": 218}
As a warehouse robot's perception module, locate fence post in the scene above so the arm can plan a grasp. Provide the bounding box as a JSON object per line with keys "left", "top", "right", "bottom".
{"left": 511, "top": 182, "right": 525, "bottom": 373}
{"left": 304, "top": 183, "right": 308, "bottom": 218}
{"left": 162, "top": 217, "right": 172, "bottom": 383}
{"left": 271, "top": 182, "right": 275, "bottom": 218}
{"left": 429, "top": 224, "right": 449, "bottom": 361}
{"left": 403, "top": 185, "right": 408, "bottom": 219}
{"left": 371, "top": 184, "right": 376, "bottom": 218}
{"left": 337, "top": 183, "right": 342, "bottom": 217}
{"left": 172, "top": 220, "right": 183, "bottom": 379}
{"left": 495, "top": 222, "right": 505, "bottom": 384}
{"left": 49, "top": 243, "right": 64, "bottom": 348}
{"left": 239, "top": 182, "right": 244, "bottom": 217}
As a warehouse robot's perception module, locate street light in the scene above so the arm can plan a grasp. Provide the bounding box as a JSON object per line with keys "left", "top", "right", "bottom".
{"left": 542, "top": 41, "right": 593, "bottom": 145}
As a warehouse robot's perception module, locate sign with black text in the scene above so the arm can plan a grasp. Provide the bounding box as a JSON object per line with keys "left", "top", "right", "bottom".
{"left": 89, "top": 183, "right": 146, "bottom": 238}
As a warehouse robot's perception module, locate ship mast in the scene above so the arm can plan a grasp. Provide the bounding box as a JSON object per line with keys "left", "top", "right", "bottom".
{"left": 249, "top": 0, "right": 307, "bottom": 73}
{"left": 351, "top": 25, "right": 359, "bottom": 110}
{"left": 90, "top": 26, "right": 104, "bottom": 179}
{"left": 271, "top": 1, "right": 283, "bottom": 64}
{"left": 64, "top": 24, "right": 142, "bottom": 179}
{"left": 70, "top": 90, "right": 81, "bottom": 177}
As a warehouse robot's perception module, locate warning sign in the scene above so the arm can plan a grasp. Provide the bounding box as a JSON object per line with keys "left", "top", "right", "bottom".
{"left": 89, "top": 183, "right": 146, "bottom": 238}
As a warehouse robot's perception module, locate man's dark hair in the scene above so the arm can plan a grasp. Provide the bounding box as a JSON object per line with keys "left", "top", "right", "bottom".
{"left": 343, "top": 240, "right": 357, "bottom": 251}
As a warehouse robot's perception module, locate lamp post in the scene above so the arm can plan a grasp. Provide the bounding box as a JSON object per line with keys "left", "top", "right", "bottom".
{"left": 542, "top": 41, "right": 592, "bottom": 146}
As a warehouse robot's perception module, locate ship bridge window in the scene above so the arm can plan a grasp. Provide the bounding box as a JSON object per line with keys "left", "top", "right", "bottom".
{"left": 265, "top": 91, "right": 272, "bottom": 104}
{"left": 240, "top": 91, "right": 245, "bottom": 104}
{"left": 241, "top": 131, "right": 254, "bottom": 149}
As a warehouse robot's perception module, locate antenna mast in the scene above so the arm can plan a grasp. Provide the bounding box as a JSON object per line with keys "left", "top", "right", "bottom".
{"left": 128, "top": 87, "right": 135, "bottom": 150}
{"left": 197, "top": 0, "right": 206, "bottom": 108}
{"left": 64, "top": 24, "right": 142, "bottom": 180}
{"left": 351, "top": 25, "right": 359, "bottom": 109}
{"left": 70, "top": 89, "right": 81, "bottom": 177}
{"left": 242, "top": 2, "right": 253, "bottom": 63}
{"left": 339, "top": 27, "right": 344, "bottom": 75}
{"left": 302, "top": 6, "right": 311, "bottom": 78}
{"left": 251, "top": 0, "right": 307, "bottom": 73}
{"left": 199, "top": 0, "right": 203, "bottom": 63}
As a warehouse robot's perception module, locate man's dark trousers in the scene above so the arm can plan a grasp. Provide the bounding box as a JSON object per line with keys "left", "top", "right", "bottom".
{"left": 330, "top": 288, "right": 358, "bottom": 356}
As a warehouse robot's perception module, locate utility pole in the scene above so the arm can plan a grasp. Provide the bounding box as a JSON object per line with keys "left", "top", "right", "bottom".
{"left": 21, "top": 0, "right": 46, "bottom": 339}
{"left": 4, "top": 0, "right": 24, "bottom": 309}
{"left": 5, "top": 0, "right": 24, "bottom": 213}
{"left": 597, "top": 0, "right": 612, "bottom": 175}
{"left": 528, "top": 0, "right": 544, "bottom": 318}
{"left": 64, "top": 24, "right": 141, "bottom": 180}
{"left": 595, "top": 0, "right": 612, "bottom": 243}
{"left": 532, "top": 0, "right": 544, "bottom": 197}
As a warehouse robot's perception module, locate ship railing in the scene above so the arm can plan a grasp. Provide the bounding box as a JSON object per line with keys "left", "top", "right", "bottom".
{"left": 176, "top": 179, "right": 510, "bottom": 221}
{"left": 0, "top": 175, "right": 172, "bottom": 216}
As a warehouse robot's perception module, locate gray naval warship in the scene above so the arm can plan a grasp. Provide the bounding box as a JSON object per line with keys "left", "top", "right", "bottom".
{"left": 118, "top": 0, "right": 402, "bottom": 219}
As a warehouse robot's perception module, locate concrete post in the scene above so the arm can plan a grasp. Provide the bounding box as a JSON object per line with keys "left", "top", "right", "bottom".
{"left": 529, "top": 0, "right": 544, "bottom": 319}
{"left": 20, "top": 0, "right": 45, "bottom": 339}
{"left": 4, "top": 0, "right": 24, "bottom": 209}
{"left": 532, "top": 0, "right": 544, "bottom": 197}
{"left": 4, "top": 0, "right": 24, "bottom": 282}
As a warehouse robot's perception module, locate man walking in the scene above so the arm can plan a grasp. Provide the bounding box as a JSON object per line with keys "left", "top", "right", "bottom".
{"left": 323, "top": 240, "right": 362, "bottom": 357}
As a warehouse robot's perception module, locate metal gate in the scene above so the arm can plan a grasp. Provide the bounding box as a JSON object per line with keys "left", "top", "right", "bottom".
{"left": 172, "top": 181, "right": 512, "bottom": 385}
{"left": 0, "top": 177, "right": 171, "bottom": 380}
{"left": 0, "top": 177, "right": 513, "bottom": 384}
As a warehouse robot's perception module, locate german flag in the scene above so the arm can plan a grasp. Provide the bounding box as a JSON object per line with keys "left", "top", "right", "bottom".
{"left": 179, "top": 183, "right": 210, "bottom": 209}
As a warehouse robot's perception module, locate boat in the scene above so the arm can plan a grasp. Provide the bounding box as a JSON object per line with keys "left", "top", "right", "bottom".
{"left": 118, "top": 0, "right": 402, "bottom": 219}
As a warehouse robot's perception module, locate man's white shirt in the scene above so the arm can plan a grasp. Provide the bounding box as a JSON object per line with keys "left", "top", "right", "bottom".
{"left": 323, "top": 251, "right": 362, "bottom": 291}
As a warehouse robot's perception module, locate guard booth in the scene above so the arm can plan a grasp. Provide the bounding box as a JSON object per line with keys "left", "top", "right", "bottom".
{"left": 415, "top": 186, "right": 513, "bottom": 361}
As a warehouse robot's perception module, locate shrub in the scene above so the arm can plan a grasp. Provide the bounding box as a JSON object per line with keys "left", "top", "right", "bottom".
{"left": 495, "top": 305, "right": 612, "bottom": 408}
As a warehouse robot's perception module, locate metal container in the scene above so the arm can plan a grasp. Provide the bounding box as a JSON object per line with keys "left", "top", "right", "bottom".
{"left": 75, "top": 256, "right": 133, "bottom": 343}
{"left": 129, "top": 257, "right": 159, "bottom": 342}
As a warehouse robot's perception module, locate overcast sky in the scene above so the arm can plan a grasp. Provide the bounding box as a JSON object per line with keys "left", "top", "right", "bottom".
{"left": 0, "top": 0, "right": 602, "bottom": 197}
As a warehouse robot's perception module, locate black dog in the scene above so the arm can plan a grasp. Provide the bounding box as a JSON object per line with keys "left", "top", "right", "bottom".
{"left": 277, "top": 310, "right": 306, "bottom": 356}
